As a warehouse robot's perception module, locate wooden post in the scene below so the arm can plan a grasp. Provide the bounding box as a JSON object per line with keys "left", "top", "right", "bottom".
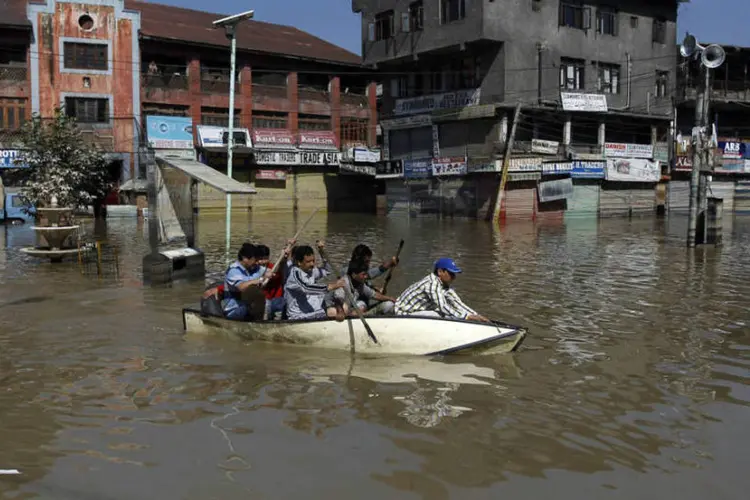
{"left": 492, "top": 104, "right": 522, "bottom": 222}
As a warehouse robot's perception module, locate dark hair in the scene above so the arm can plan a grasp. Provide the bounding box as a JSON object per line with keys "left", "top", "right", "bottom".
{"left": 238, "top": 243, "right": 256, "bottom": 261}
{"left": 347, "top": 259, "right": 369, "bottom": 276}
{"left": 255, "top": 244, "right": 270, "bottom": 259}
{"left": 351, "top": 244, "right": 372, "bottom": 261}
{"left": 292, "top": 245, "right": 314, "bottom": 263}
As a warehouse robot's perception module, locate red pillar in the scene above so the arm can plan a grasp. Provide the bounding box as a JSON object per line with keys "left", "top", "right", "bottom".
{"left": 188, "top": 58, "right": 201, "bottom": 146}
{"left": 240, "top": 65, "right": 253, "bottom": 130}
{"left": 367, "top": 81, "right": 378, "bottom": 148}
{"left": 330, "top": 76, "right": 341, "bottom": 148}
{"left": 287, "top": 71, "right": 299, "bottom": 138}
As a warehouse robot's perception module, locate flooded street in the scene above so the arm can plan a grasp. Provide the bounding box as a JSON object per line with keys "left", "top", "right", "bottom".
{"left": 1, "top": 213, "right": 749, "bottom": 499}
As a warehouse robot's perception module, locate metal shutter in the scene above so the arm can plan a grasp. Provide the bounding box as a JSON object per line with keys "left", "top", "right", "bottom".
{"left": 566, "top": 182, "right": 600, "bottom": 218}
{"left": 629, "top": 186, "right": 656, "bottom": 216}
{"left": 599, "top": 185, "right": 630, "bottom": 217}
{"left": 735, "top": 181, "right": 750, "bottom": 214}
{"left": 667, "top": 181, "right": 690, "bottom": 213}
{"left": 438, "top": 122, "right": 467, "bottom": 158}
{"left": 708, "top": 181, "right": 735, "bottom": 213}
{"left": 502, "top": 185, "right": 536, "bottom": 220}
{"left": 386, "top": 180, "right": 410, "bottom": 215}
{"left": 389, "top": 130, "right": 411, "bottom": 160}
{"left": 410, "top": 127, "right": 433, "bottom": 160}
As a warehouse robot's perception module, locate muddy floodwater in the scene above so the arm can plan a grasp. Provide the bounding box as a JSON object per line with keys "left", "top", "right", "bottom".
{"left": 1, "top": 213, "right": 749, "bottom": 499}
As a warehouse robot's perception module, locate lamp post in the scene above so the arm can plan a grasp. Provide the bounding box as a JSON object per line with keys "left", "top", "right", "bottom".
{"left": 213, "top": 9, "right": 254, "bottom": 261}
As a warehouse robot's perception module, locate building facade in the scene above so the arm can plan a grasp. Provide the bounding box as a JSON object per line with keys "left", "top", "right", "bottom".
{"left": 353, "top": 0, "right": 679, "bottom": 220}
{"left": 0, "top": 0, "right": 380, "bottom": 213}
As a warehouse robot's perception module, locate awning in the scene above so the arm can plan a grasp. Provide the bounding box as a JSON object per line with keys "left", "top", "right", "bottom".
{"left": 155, "top": 154, "right": 257, "bottom": 194}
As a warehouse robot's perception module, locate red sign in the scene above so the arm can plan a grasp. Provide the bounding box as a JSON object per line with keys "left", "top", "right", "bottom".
{"left": 674, "top": 156, "right": 692, "bottom": 172}
{"left": 256, "top": 169, "right": 287, "bottom": 181}
{"left": 253, "top": 129, "right": 295, "bottom": 148}
{"left": 298, "top": 131, "right": 337, "bottom": 149}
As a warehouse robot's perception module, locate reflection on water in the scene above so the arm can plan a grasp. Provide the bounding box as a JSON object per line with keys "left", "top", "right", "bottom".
{"left": 1, "top": 213, "right": 750, "bottom": 499}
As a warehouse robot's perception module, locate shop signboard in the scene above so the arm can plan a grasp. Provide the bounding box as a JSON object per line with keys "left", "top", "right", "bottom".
{"left": 604, "top": 142, "right": 654, "bottom": 159}
{"left": 299, "top": 151, "right": 339, "bottom": 166}
{"left": 560, "top": 92, "right": 608, "bottom": 112}
{"left": 256, "top": 169, "right": 287, "bottom": 181}
{"left": 506, "top": 157, "right": 543, "bottom": 172}
{"left": 146, "top": 115, "right": 194, "bottom": 149}
{"left": 253, "top": 129, "right": 296, "bottom": 149}
{"left": 653, "top": 142, "right": 669, "bottom": 162}
{"left": 196, "top": 125, "right": 251, "bottom": 148}
{"left": 376, "top": 160, "right": 403, "bottom": 178}
{"left": 394, "top": 89, "right": 481, "bottom": 116}
{"left": 352, "top": 148, "right": 381, "bottom": 163}
{"left": 298, "top": 131, "right": 337, "bottom": 150}
{"left": 0, "top": 149, "right": 25, "bottom": 168}
{"left": 570, "top": 160, "right": 605, "bottom": 178}
{"left": 340, "top": 164, "right": 376, "bottom": 176}
{"left": 674, "top": 155, "right": 692, "bottom": 172}
{"left": 467, "top": 158, "right": 496, "bottom": 173}
{"left": 541, "top": 161, "right": 573, "bottom": 174}
{"left": 718, "top": 140, "right": 745, "bottom": 160}
{"left": 380, "top": 114, "right": 432, "bottom": 130}
{"left": 532, "top": 139, "right": 560, "bottom": 155}
{"left": 403, "top": 158, "right": 432, "bottom": 179}
{"left": 538, "top": 178, "right": 574, "bottom": 203}
{"left": 432, "top": 157, "right": 467, "bottom": 176}
{"left": 253, "top": 151, "right": 340, "bottom": 166}
{"left": 605, "top": 158, "right": 660, "bottom": 182}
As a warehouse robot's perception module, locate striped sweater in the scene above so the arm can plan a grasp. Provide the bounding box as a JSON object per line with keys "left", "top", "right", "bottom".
{"left": 283, "top": 262, "right": 331, "bottom": 320}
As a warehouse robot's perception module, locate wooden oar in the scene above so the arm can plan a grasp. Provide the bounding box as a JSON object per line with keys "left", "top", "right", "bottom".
{"left": 381, "top": 239, "right": 405, "bottom": 295}
{"left": 343, "top": 282, "right": 379, "bottom": 344}
{"left": 262, "top": 208, "right": 320, "bottom": 288}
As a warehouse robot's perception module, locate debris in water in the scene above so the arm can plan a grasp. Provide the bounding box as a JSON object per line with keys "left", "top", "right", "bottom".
{"left": 0, "top": 469, "right": 21, "bottom": 475}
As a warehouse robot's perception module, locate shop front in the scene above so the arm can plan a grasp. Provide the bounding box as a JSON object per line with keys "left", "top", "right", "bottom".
{"left": 195, "top": 124, "right": 254, "bottom": 210}
{"left": 566, "top": 160, "right": 604, "bottom": 219}
{"left": 601, "top": 158, "right": 659, "bottom": 217}
{"left": 501, "top": 158, "right": 542, "bottom": 221}
{"left": 538, "top": 161, "right": 574, "bottom": 221}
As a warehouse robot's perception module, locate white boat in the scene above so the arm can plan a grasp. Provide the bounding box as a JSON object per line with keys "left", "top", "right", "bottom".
{"left": 182, "top": 308, "right": 527, "bottom": 356}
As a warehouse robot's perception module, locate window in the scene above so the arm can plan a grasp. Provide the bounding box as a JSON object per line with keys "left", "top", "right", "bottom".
{"left": 201, "top": 108, "right": 240, "bottom": 127}
{"left": 655, "top": 71, "right": 669, "bottom": 98}
{"left": 441, "top": 0, "right": 466, "bottom": 24}
{"left": 560, "top": 58, "right": 585, "bottom": 90}
{"left": 11, "top": 195, "right": 31, "bottom": 208}
{"left": 630, "top": 16, "right": 638, "bottom": 28}
{"left": 369, "top": 10, "right": 394, "bottom": 41}
{"left": 597, "top": 64, "right": 620, "bottom": 94}
{"left": 559, "top": 2, "right": 591, "bottom": 30}
{"left": 299, "top": 114, "right": 330, "bottom": 131}
{"left": 391, "top": 76, "right": 408, "bottom": 98}
{"left": 409, "top": 1, "right": 424, "bottom": 31}
{"left": 64, "top": 97, "right": 108, "bottom": 123}
{"left": 63, "top": 42, "right": 107, "bottom": 70}
{"left": 652, "top": 18, "right": 666, "bottom": 44}
{"left": 597, "top": 7, "right": 617, "bottom": 36}
{"left": 253, "top": 112, "right": 287, "bottom": 130}
{"left": 0, "top": 97, "right": 26, "bottom": 131}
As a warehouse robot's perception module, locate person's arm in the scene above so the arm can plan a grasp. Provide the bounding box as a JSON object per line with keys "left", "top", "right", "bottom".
{"left": 315, "top": 240, "right": 332, "bottom": 275}
{"left": 226, "top": 267, "right": 263, "bottom": 293}
{"left": 363, "top": 283, "right": 395, "bottom": 303}
{"left": 285, "top": 268, "right": 329, "bottom": 296}
{"left": 426, "top": 278, "right": 469, "bottom": 319}
{"left": 445, "top": 289, "right": 489, "bottom": 322}
{"left": 369, "top": 255, "right": 399, "bottom": 279}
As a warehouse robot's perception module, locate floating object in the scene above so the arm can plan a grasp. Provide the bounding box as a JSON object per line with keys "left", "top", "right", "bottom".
{"left": 0, "top": 469, "right": 21, "bottom": 475}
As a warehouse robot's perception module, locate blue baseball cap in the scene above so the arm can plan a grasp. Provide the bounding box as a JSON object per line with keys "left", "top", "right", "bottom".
{"left": 434, "top": 257, "right": 462, "bottom": 274}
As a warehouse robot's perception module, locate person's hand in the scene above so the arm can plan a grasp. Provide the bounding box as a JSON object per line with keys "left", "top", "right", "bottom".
{"left": 202, "top": 287, "right": 219, "bottom": 299}
{"left": 390, "top": 256, "right": 399, "bottom": 267}
{"left": 467, "top": 314, "right": 490, "bottom": 323}
{"left": 316, "top": 239, "right": 326, "bottom": 250}
{"left": 328, "top": 278, "right": 346, "bottom": 291}
{"left": 263, "top": 269, "right": 273, "bottom": 279}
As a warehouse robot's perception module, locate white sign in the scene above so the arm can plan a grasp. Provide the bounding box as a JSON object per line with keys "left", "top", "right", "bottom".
{"left": 196, "top": 125, "right": 252, "bottom": 148}
{"left": 394, "top": 89, "right": 481, "bottom": 116}
{"left": 531, "top": 139, "right": 560, "bottom": 155}
{"left": 432, "top": 124, "right": 440, "bottom": 158}
{"left": 380, "top": 114, "right": 432, "bottom": 130}
{"left": 605, "top": 158, "right": 660, "bottom": 182}
{"left": 352, "top": 148, "right": 381, "bottom": 163}
{"left": 254, "top": 151, "right": 340, "bottom": 166}
{"left": 604, "top": 142, "right": 654, "bottom": 159}
{"left": 506, "top": 157, "right": 543, "bottom": 172}
{"left": 340, "top": 164, "right": 376, "bottom": 176}
{"left": 157, "top": 149, "right": 197, "bottom": 160}
{"left": 432, "top": 158, "right": 467, "bottom": 176}
{"left": 542, "top": 161, "right": 573, "bottom": 174}
{"left": 560, "top": 92, "right": 609, "bottom": 113}
{"left": 539, "top": 178, "right": 574, "bottom": 203}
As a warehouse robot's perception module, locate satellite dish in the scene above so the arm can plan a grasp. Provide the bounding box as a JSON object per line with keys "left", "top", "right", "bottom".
{"left": 680, "top": 33, "right": 699, "bottom": 58}
{"left": 702, "top": 44, "right": 726, "bottom": 69}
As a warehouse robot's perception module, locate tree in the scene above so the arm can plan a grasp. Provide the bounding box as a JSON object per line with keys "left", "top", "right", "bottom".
{"left": 14, "top": 108, "right": 113, "bottom": 209}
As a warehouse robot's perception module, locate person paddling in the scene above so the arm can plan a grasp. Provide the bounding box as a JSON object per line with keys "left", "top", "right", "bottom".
{"left": 333, "top": 259, "right": 397, "bottom": 316}
{"left": 284, "top": 241, "right": 346, "bottom": 321}
{"left": 222, "top": 243, "right": 271, "bottom": 320}
{"left": 340, "top": 244, "right": 399, "bottom": 314}
{"left": 395, "top": 257, "right": 489, "bottom": 323}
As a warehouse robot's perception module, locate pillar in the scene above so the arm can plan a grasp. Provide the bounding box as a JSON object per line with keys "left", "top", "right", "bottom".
{"left": 498, "top": 113, "right": 509, "bottom": 147}
{"left": 367, "top": 81, "right": 378, "bottom": 147}
{"left": 651, "top": 125, "right": 658, "bottom": 145}
{"left": 598, "top": 121, "right": 606, "bottom": 150}
{"left": 287, "top": 72, "right": 299, "bottom": 138}
{"left": 329, "top": 76, "right": 341, "bottom": 148}
{"left": 188, "top": 58, "right": 202, "bottom": 146}
{"left": 563, "top": 116, "right": 572, "bottom": 147}
{"left": 240, "top": 65, "right": 253, "bottom": 130}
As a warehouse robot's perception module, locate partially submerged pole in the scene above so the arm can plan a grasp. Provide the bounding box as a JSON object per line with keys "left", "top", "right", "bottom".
{"left": 492, "top": 103, "right": 522, "bottom": 222}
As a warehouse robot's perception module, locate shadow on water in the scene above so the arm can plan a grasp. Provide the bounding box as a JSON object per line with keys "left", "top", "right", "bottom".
{"left": 0, "top": 213, "right": 749, "bottom": 499}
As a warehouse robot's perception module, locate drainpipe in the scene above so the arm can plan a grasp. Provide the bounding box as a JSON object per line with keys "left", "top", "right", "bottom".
{"left": 537, "top": 43, "right": 543, "bottom": 105}
{"left": 611, "top": 53, "right": 632, "bottom": 111}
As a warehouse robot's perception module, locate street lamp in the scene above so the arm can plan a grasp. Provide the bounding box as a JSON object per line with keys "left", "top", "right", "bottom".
{"left": 213, "top": 9, "right": 254, "bottom": 260}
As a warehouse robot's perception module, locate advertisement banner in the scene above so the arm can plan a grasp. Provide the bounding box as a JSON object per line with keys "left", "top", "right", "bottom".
{"left": 604, "top": 142, "right": 654, "bottom": 159}
{"left": 403, "top": 158, "right": 433, "bottom": 179}
{"left": 299, "top": 151, "right": 339, "bottom": 166}
{"left": 570, "top": 160, "right": 605, "bottom": 178}
{"left": 506, "top": 157, "right": 543, "bottom": 172}
{"left": 605, "top": 158, "right": 660, "bottom": 182}
{"left": 0, "top": 149, "right": 25, "bottom": 169}
{"left": 340, "top": 164, "right": 376, "bottom": 176}
{"left": 653, "top": 142, "right": 669, "bottom": 162}
{"left": 541, "top": 161, "right": 573, "bottom": 175}
{"left": 376, "top": 160, "right": 403, "bottom": 178}
{"left": 298, "top": 131, "right": 337, "bottom": 150}
{"left": 538, "top": 178, "right": 574, "bottom": 203}
{"left": 380, "top": 114, "right": 432, "bottom": 130}
{"left": 718, "top": 140, "right": 745, "bottom": 160}
{"left": 256, "top": 169, "right": 287, "bottom": 181}
{"left": 715, "top": 159, "right": 746, "bottom": 174}
{"left": 467, "top": 158, "right": 496, "bottom": 173}
{"left": 432, "top": 157, "right": 467, "bottom": 176}
{"left": 253, "top": 151, "right": 340, "bottom": 166}
{"left": 146, "top": 115, "right": 194, "bottom": 149}
{"left": 674, "top": 155, "right": 692, "bottom": 172}
{"left": 352, "top": 148, "right": 381, "bottom": 163}
{"left": 560, "top": 92, "right": 608, "bottom": 112}
{"left": 394, "top": 89, "right": 481, "bottom": 116}
{"left": 253, "top": 129, "right": 296, "bottom": 149}
{"left": 532, "top": 139, "right": 560, "bottom": 155}
{"left": 196, "top": 125, "right": 251, "bottom": 148}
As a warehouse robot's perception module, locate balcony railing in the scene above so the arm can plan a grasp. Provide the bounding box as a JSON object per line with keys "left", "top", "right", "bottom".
{"left": 0, "top": 65, "right": 27, "bottom": 82}
{"left": 142, "top": 72, "right": 188, "bottom": 91}
{"left": 341, "top": 92, "right": 368, "bottom": 108}
{"left": 201, "top": 69, "right": 240, "bottom": 94}
{"left": 252, "top": 83, "right": 287, "bottom": 100}
{"left": 298, "top": 86, "right": 329, "bottom": 102}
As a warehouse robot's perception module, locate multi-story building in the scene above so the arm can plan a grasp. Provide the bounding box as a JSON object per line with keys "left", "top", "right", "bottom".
{"left": 353, "top": 0, "right": 679, "bottom": 220}
{"left": 0, "top": 0, "right": 379, "bottom": 213}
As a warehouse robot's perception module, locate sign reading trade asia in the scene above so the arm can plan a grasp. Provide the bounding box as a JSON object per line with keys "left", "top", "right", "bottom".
{"left": 146, "top": 115, "right": 194, "bottom": 149}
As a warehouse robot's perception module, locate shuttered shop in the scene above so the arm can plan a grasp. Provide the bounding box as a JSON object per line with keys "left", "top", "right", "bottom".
{"left": 630, "top": 186, "right": 656, "bottom": 216}
{"left": 386, "top": 180, "right": 410, "bottom": 215}
{"left": 502, "top": 184, "right": 536, "bottom": 220}
{"left": 600, "top": 185, "right": 655, "bottom": 217}
{"left": 389, "top": 127, "right": 433, "bottom": 160}
{"left": 709, "top": 181, "right": 735, "bottom": 213}
{"left": 668, "top": 181, "right": 690, "bottom": 213}
{"left": 735, "top": 181, "right": 750, "bottom": 214}
{"left": 438, "top": 119, "right": 495, "bottom": 158}
{"left": 565, "top": 182, "right": 600, "bottom": 218}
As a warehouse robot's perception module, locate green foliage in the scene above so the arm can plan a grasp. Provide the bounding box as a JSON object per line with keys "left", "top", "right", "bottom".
{"left": 13, "top": 108, "right": 113, "bottom": 209}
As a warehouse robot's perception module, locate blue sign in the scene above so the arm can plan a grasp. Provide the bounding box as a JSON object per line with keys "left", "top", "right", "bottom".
{"left": 146, "top": 115, "right": 194, "bottom": 149}
{"left": 403, "top": 158, "right": 432, "bottom": 179}
{"left": 718, "top": 140, "right": 745, "bottom": 160}
{"left": 0, "top": 149, "right": 26, "bottom": 169}
{"left": 570, "top": 160, "right": 605, "bottom": 179}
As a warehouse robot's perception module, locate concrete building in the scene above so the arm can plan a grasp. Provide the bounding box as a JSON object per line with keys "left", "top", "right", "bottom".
{"left": 353, "top": 0, "right": 679, "bottom": 220}
{"left": 0, "top": 0, "right": 380, "bottom": 214}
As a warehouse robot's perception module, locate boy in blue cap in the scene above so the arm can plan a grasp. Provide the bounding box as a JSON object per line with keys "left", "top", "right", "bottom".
{"left": 394, "top": 257, "right": 489, "bottom": 322}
